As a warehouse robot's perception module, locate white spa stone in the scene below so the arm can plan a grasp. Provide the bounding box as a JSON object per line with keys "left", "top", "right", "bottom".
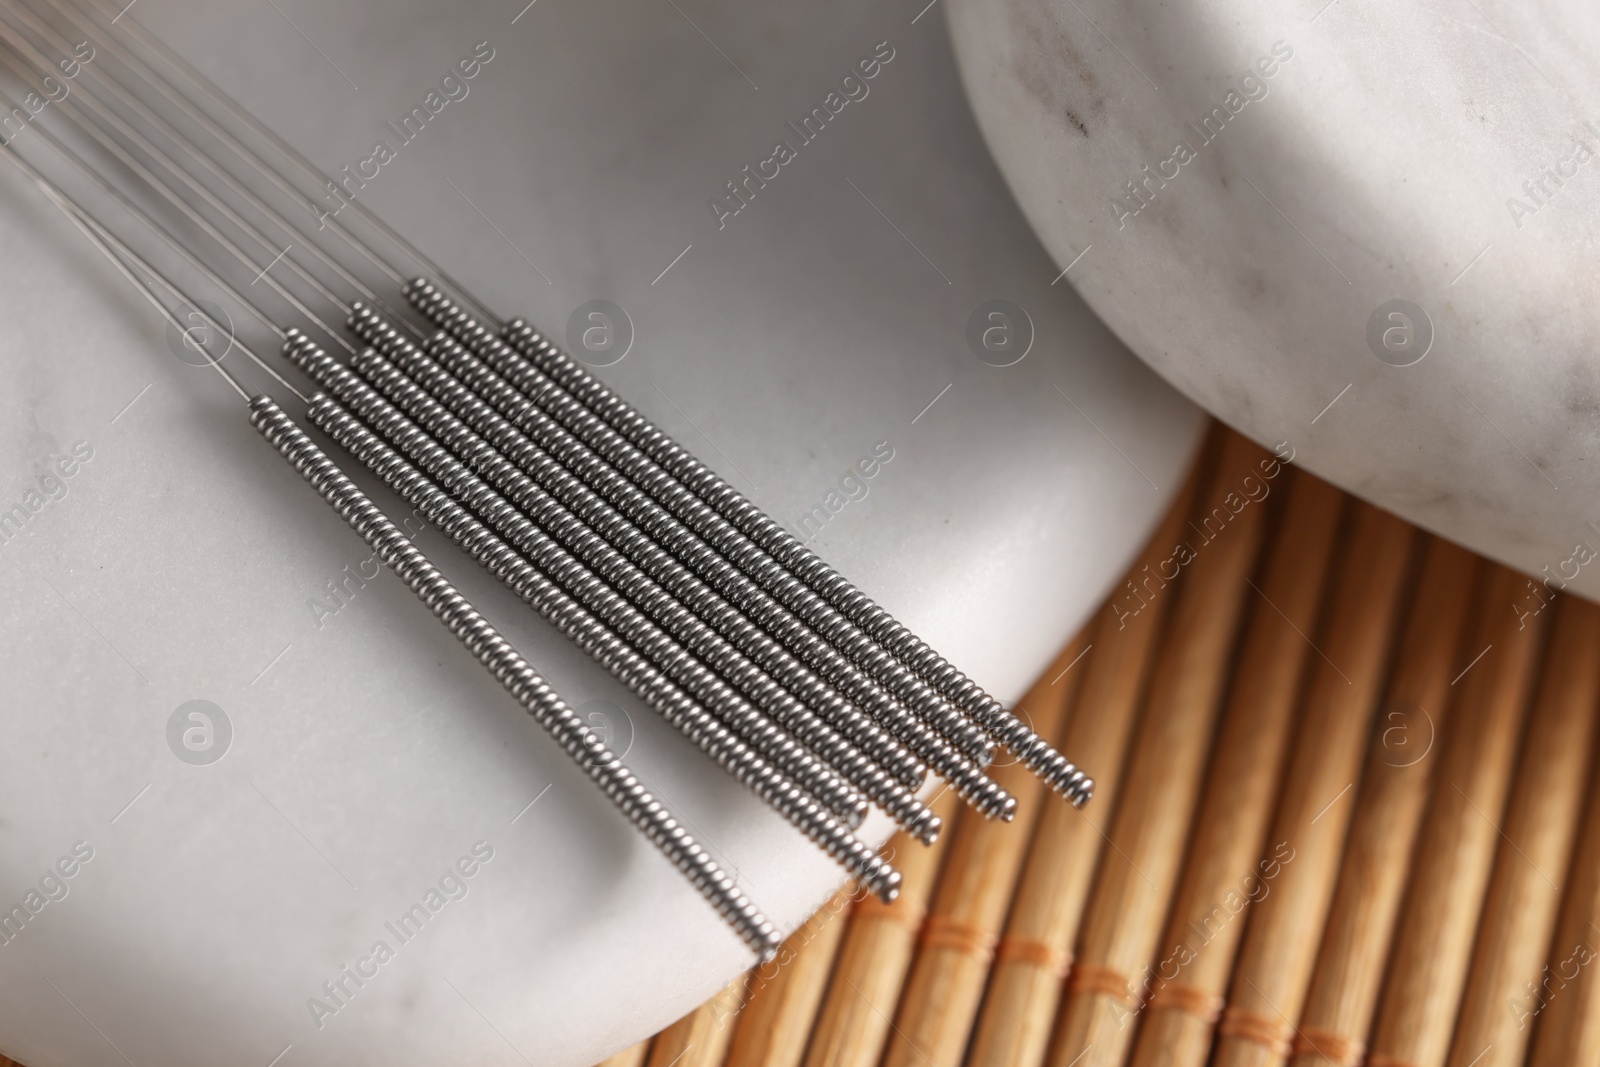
{"left": 0, "top": 1, "right": 1200, "bottom": 1065}
{"left": 949, "top": 0, "right": 1600, "bottom": 606}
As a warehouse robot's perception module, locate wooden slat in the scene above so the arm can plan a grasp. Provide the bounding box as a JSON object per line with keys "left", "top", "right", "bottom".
{"left": 1047, "top": 432, "right": 1274, "bottom": 1067}
{"left": 646, "top": 977, "right": 748, "bottom": 1067}
{"left": 1364, "top": 564, "right": 1551, "bottom": 1067}
{"left": 597, "top": 1040, "right": 652, "bottom": 1067}
{"left": 801, "top": 787, "right": 962, "bottom": 1067}
{"left": 966, "top": 429, "right": 1211, "bottom": 1067}
{"left": 1287, "top": 538, "right": 1481, "bottom": 1067}
{"left": 725, "top": 890, "right": 853, "bottom": 1067}
{"left": 1209, "top": 502, "right": 1417, "bottom": 1067}
{"left": 1444, "top": 596, "right": 1600, "bottom": 1067}
{"left": 1527, "top": 639, "right": 1600, "bottom": 1067}
{"left": 1127, "top": 471, "right": 1347, "bottom": 1067}
{"left": 880, "top": 616, "right": 1095, "bottom": 1067}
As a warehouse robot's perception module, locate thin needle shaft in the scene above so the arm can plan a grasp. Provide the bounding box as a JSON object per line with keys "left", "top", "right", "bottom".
{"left": 0, "top": 83, "right": 291, "bottom": 340}
{"left": 0, "top": 41, "right": 358, "bottom": 353}
{"left": 0, "top": 133, "right": 307, "bottom": 401}
{"left": 50, "top": 0, "right": 412, "bottom": 289}
{"left": 7, "top": 0, "right": 427, "bottom": 340}
{"left": 0, "top": 19, "right": 356, "bottom": 320}
{"left": 37, "top": 171, "right": 251, "bottom": 399}
{"left": 74, "top": 0, "right": 502, "bottom": 324}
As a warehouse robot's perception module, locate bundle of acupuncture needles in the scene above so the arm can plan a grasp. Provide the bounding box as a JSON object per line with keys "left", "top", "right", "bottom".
{"left": 0, "top": 0, "right": 1092, "bottom": 960}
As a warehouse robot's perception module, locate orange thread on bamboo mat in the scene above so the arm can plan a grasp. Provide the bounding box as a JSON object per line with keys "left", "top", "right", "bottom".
{"left": 919, "top": 915, "right": 997, "bottom": 960}
{"left": 1144, "top": 981, "right": 1224, "bottom": 1023}
{"left": 1066, "top": 962, "right": 1142, "bottom": 1007}
{"left": 853, "top": 894, "right": 925, "bottom": 929}
{"left": 993, "top": 935, "right": 1073, "bottom": 977}
{"left": 1291, "top": 1027, "right": 1365, "bottom": 1067}
{"left": 1216, "top": 1006, "right": 1293, "bottom": 1057}
{"left": 1364, "top": 1054, "right": 1420, "bottom": 1067}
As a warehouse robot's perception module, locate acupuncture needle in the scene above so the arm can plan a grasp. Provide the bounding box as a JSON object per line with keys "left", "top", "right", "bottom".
{"left": 0, "top": 12, "right": 934, "bottom": 796}
{"left": 3, "top": 110, "right": 915, "bottom": 870}
{"left": 0, "top": 34, "right": 933, "bottom": 837}
{"left": 5, "top": 138, "right": 786, "bottom": 961}
{"left": 0, "top": 21, "right": 954, "bottom": 822}
{"left": 350, "top": 316, "right": 934, "bottom": 793}
{"left": 4, "top": 0, "right": 1097, "bottom": 935}
{"left": 285, "top": 325, "right": 941, "bottom": 841}
{"left": 17, "top": 0, "right": 1068, "bottom": 803}
{"left": 0, "top": 18, "right": 372, "bottom": 331}
{"left": 474, "top": 300, "right": 1094, "bottom": 803}
{"left": 2, "top": 111, "right": 926, "bottom": 898}
{"left": 32, "top": 7, "right": 1016, "bottom": 798}
{"left": 348, "top": 310, "right": 1014, "bottom": 820}
{"left": 399, "top": 301, "right": 1005, "bottom": 764}
{"left": 7, "top": 2, "right": 1009, "bottom": 800}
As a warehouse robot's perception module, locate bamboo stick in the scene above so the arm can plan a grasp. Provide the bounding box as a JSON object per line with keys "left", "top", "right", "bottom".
{"left": 1527, "top": 649, "right": 1600, "bottom": 1067}
{"left": 725, "top": 889, "right": 854, "bottom": 1067}
{"left": 880, "top": 615, "right": 1095, "bottom": 1067}
{"left": 1209, "top": 502, "right": 1417, "bottom": 1067}
{"left": 1443, "top": 595, "right": 1600, "bottom": 1067}
{"left": 1046, "top": 432, "right": 1275, "bottom": 1067}
{"left": 1124, "top": 472, "right": 1347, "bottom": 1067}
{"left": 801, "top": 786, "right": 962, "bottom": 1067}
{"left": 647, "top": 976, "right": 749, "bottom": 1067}
{"left": 908, "top": 428, "right": 1203, "bottom": 1067}
{"left": 598, "top": 1040, "right": 652, "bottom": 1067}
{"left": 1363, "top": 564, "right": 1550, "bottom": 1067}
{"left": 966, "top": 431, "right": 1216, "bottom": 1067}
{"left": 883, "top": 425, "right": 1216, "bottom": 1067}
{"left": 965, "top": 439, "right": 1213, "bottom": 1067}
{"left": 1286, "top": 539, "right": 1481, "bottom": 1067}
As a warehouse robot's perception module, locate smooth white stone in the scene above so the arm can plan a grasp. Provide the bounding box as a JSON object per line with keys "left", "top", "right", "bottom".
{"left": 0, "top": 1, "right": 1200, "bottom": 1065}
{"left": 949, "top": 0, "right": 1600, "bottom": 607}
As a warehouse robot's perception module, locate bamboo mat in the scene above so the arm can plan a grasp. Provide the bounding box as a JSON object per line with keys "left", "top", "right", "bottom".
{"left": 6, "top": 422, "right": 1598, "bottom": 1067}
{"left": 593, "top": 424, "right": 1600, "bottom": 1067}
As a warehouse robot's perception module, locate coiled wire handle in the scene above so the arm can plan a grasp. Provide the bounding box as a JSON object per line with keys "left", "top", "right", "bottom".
{"left": 304, "top": 392, "right": 903, "bottom": 897}
{"left": 322, "top": 320, "right": 949, "bottom": 837}
{"left": 348, "top": 308, "right": 1013, "bottom": 820}
{"left": 281, "top": 331, "right": 890, "bottom": 832}
{"left": 341, "top": 346, "right": 940, "bottom": 842}
{"left": 246, "top": 393, "right": 782, "bottom": 959}
{"left": 354, "top": 312, "right": 928, "bottom": 792}
{"left": 406, "top": 284, "right": 999, "bottom": 769}
{"left": 409, "top": 283, "right": 1093, "bottom": 808}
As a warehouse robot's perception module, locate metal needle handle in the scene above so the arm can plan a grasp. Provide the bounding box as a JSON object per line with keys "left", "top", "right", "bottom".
{"left": 247, "top": 394, "right": 782, "bottom": 961}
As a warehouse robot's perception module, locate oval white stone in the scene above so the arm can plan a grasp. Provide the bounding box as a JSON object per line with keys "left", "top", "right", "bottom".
{"left": 949, "top": 0, "right": 1600, "bottom": 603}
